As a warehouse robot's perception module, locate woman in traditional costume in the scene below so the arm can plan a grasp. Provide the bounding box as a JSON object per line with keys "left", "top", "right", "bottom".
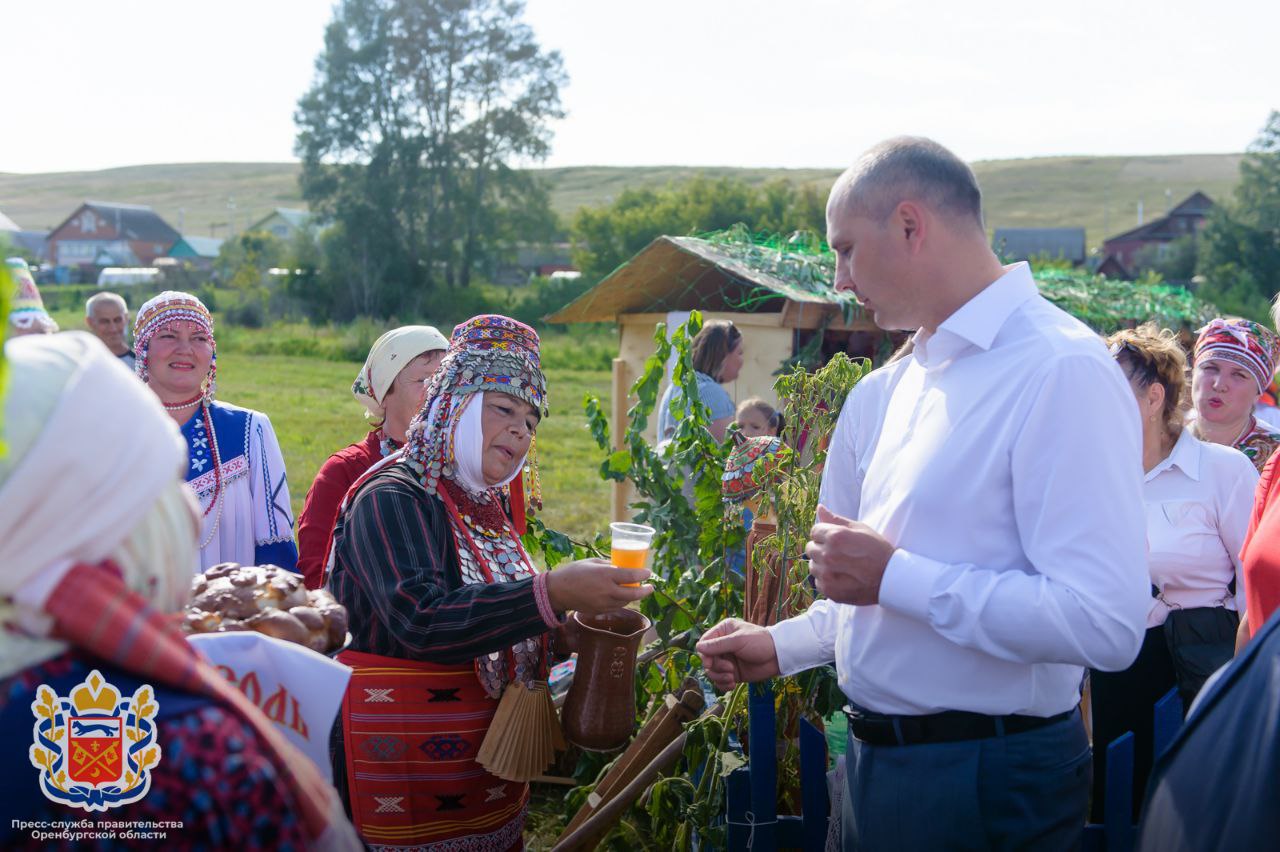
{"left": 1188, "top": 317, "right": 1280, "bottom": 472}
{"left": 0, "top": 332, "right": 359, "bottom": 850}
{"left": 6, "top": 258, "right": 57, "bottom": 337}
{"left": 329, "top": 315, "right": 650, "bottom": 851}
{"left": 133, "top": 291, "right": 298, "bottom": 572}
{"left": 296, "top": 325, "right": 449, "bottom": 588}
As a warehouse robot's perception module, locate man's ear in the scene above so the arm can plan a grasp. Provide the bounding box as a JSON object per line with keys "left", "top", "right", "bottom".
{"left": 896, "top": 201, "right": 926, "bottom": 252}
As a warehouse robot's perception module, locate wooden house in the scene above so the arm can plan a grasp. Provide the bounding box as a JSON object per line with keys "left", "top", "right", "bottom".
{"left": 46, "top": 202, "right": 179, "bottom": 275}
{"left": 1100, "top": 191, "right": 1215, "bottom": 276}
{"left": 248, "top": 208, "right": 313, "bottom": 241}
{"left": 168, "top": 235, "right": 225, "bottom": 271}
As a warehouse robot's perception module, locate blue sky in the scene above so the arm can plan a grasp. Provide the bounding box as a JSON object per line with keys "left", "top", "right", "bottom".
{"left": 3, "top": 0, "right": 1277, "bottom": 173}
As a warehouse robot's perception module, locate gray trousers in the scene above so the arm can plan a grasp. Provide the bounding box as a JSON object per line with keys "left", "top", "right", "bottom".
{"left": 842, "top": 710, "right": 1090, "bottom": 851}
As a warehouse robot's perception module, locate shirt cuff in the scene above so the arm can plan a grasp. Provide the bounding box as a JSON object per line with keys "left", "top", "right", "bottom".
{"left": 767, "top": 612, "right": 830, "bottom": 676}
{"left": 877, "top": 548, "right": 945, "bottom": 623}
{"left": 532, "top": 572, "right": 564, "bottom": 629}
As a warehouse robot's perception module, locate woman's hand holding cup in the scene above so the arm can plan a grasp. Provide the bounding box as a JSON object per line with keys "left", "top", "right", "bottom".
{"left": 545, "top": 557, "right": 653, "bottom": 616}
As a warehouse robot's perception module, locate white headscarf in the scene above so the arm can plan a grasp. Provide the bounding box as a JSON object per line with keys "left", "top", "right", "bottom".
{"left": 450, "top": 393, "right": 528, "bottom": 495}
{"left": 0, "top": 332, "right": 196, "bottom": 677}
{"left": 352, "top": 325, "right": 450, "bottom": 422}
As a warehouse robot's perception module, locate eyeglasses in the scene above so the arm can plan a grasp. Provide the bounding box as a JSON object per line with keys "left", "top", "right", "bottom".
{"left": 1109, "top": 340, "right": 1158, "bottom": 386}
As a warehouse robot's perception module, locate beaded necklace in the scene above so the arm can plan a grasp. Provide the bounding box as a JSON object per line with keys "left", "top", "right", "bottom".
{"left": 162, "top": 392, "right": 205, "bottom": 412}
{"left": 195, "top": 400, "right": 224, "bottom": 548}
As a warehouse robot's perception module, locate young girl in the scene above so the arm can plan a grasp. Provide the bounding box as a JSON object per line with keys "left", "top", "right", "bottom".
{"left": 736, "top": 397, "right": 783, "bottom": 438}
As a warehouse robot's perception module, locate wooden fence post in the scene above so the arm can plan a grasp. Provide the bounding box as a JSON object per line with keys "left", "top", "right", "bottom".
{"left": 1105, "top": 731, "right": 1135, "bottom": 852}
{"left": 799, "top": 717, "right": 829, "bottom": 851}
{"left": 746, "top": 680, "right": 778, "bottom": 850}
{"left": 610, "top": 358, "right": 628, "bottom": 523}
{"left": 726, "top": 767, "right": 751, "bottom": 850}
{"left": 1152, "top": 687, "right": 1182, "bottom": 761}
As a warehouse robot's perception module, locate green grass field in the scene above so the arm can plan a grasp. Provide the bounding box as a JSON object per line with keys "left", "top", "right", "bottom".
{"left": 2, "top": 154, "right": 1244, "bottom": 251}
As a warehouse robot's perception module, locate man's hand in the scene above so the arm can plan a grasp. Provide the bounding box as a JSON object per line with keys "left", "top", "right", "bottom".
{"left": 695, "top": 618, "right": 781, "bottom": 691}
{"left": 805, "top": 504, "right": 894, "bottom": 606}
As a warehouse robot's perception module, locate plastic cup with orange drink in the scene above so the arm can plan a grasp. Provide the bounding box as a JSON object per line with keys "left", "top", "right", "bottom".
{"left": 610, "top": 522, "right": 655, "bottom": 587}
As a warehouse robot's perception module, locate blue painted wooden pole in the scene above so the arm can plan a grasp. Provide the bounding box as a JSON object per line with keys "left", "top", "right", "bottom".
{"left": 799, "top": 718, "right": 830, "bottom": 851}
{"left": 726, "top": 767, "right": 752, "bottom": 850}
{"left": 747, "top": 680, "right": 778, "bottom": 850}
{"left": 1152, "top": 687, "right": 1182, "bottom": 762}
{"left": 1105, "top": 731, "right": 1135, "bottom": 852}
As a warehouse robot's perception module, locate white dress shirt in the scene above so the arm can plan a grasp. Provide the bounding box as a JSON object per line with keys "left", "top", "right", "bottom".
{"left": 1144, "top": 429, "right": 1257, "bottom": 628}
{"left": 768, "top": 263, "right": 1150, "bottom": 716}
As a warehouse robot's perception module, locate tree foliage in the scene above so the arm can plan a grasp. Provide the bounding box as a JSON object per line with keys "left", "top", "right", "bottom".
{"left": 570, "top": 176, "right": 828, "bottom": 283}
{"left": 294, "top": 0, "right": 566, "bottom": 317}
{"left": 1197, "top": 110, "right": 1280, "bottom": 321}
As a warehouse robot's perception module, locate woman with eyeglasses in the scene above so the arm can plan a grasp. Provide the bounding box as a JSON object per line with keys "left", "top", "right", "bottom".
{"left": 1188, "top": 317, "right": 1280, "bottom": 472}
{"left": 1088, "top": 324, "right": 1257, "bottom": 822}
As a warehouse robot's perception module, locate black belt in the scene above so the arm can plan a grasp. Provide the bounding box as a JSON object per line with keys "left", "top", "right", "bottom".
{"left": 844, "top": 704, "right": 1074, "bottom": 747}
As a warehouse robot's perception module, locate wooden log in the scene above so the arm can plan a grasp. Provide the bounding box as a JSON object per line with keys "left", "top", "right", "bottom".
{"left": 552, "top": 701, "right": 724, "bottom": 852}
{"left": 558, "top": 683, "right": 704, "bottom": 842}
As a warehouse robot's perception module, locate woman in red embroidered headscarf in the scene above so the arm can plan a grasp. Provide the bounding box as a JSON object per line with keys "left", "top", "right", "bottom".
{"left": 1188, "top": 317, "right": 1280, "bottom": 472}
{"left": 0, "top": 332, "right": 358, "bottom": 850}
{"left": 329, "top": 315, "right": 651, "bottom": 851}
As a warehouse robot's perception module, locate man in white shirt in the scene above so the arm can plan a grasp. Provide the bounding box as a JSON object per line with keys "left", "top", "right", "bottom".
{"left": 697, "top": 137, "right": 1150, "bottom": 849}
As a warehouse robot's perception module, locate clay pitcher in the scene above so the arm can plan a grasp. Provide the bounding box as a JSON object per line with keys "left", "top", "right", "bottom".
{"left": 561, "top": 608, "right": 652, "bottom": 751}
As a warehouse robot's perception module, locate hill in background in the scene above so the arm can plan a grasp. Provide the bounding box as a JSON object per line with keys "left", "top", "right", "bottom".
{"left": 0, "top": 153, "right": 1243, "bottom": 252}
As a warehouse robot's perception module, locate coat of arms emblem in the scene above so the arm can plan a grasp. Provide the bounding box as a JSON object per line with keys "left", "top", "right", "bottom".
{"left": 28, "top": 669, "right": 162, "bottom": 811}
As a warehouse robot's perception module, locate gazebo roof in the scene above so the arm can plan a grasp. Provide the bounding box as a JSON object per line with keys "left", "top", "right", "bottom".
{"left": 550, "top": 226, "right": 1217, "bottom": 333}
{"left": 547, "top": 228, "right": 860, "bottom": 324}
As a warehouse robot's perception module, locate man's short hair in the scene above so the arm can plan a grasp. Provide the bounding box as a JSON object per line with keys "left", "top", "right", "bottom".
{"left": 86, "top": 291, "right": 128, "bottom": 318}
{"left": 835, "top": 136, "right": 985, "bottom": 229}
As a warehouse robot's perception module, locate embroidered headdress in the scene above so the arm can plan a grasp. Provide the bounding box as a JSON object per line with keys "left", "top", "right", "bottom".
{"left": 405, "top": 314, "right": 547, "bottom": 504}
{"left": 133, "top": 291, "right": 216, "bottom": 396}
{"left": 1194, "top": 318, "right": 1279, "bottom": 396}
{"left": 6, "top": 258, "right": 57, "bottom": 333}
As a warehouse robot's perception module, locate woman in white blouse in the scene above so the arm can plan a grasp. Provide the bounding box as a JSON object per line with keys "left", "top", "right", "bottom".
{"left": 1090, "top": 324, "right": 1258, "bottom": 821}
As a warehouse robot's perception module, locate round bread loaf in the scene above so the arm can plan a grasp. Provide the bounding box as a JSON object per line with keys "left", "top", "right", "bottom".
{"left": 182, "top": 563, "right": 349, "bottom": 654}
{"left": 248, "top": 609, "right": 310, "bottom": 645}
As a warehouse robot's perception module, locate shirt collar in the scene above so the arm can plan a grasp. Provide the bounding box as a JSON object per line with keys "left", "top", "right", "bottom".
{"left": 1147, "top": 428, "right": 1202, "bottom": 483}
{"left": 913, "top": 263, "right": 1039, "bottom": 367}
